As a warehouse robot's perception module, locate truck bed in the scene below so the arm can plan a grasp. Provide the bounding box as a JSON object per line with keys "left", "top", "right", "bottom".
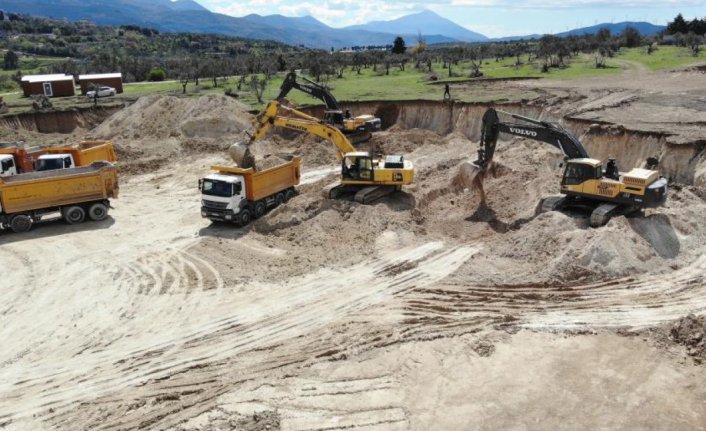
{"left": 212, "top": 157, "right": 301, "bottom": 202}
{"left": 0, "top": 162, "right": 118, "bottom": 213}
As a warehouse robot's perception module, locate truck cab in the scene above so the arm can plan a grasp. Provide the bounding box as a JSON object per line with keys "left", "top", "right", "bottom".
{"left": 36, "top": 154, "right": 75, "bottom": 171}
{"left": 200, "top": 173, "right": 245, "bottom": 222}
{"left": 0, "top": 154, "right": 18, "bottom": 177}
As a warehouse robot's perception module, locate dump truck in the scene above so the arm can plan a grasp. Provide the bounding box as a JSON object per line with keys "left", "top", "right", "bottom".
{"left": 0, "top": 161, "right": 119, "bottom": 233}
{"left": 0, "top": 140, "right": 117, "bottom": 177}
{"left": 200, "top": 157, "right": 301, "bottom": 226}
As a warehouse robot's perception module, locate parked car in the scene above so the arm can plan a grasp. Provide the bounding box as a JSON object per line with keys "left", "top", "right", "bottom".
{"left": 86, "top": 86, "right": 116, "bottom": 98}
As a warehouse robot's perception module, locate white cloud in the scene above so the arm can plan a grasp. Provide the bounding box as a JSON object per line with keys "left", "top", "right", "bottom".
{"left": 449, "top": 0, "right": 704, "bottom": 8}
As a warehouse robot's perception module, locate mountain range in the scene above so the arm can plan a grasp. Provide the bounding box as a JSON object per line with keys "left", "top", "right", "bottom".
{"left": 0, "top": 0, "right": 666, "bottom": 48}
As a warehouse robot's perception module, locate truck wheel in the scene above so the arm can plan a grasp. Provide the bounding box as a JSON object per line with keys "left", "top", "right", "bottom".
{"left": 88, "top": 203, "right": 109, "bottom": 221}
{"left": 10, "top": 215, "right": 32, "bottom": 233}
{"left": 284, "top": 188, "right": 295, "bottom": 202}
{"left": 239, "top": 209, "right": 252, "bottom": 226}
{"left": 254, "top": 201, "right": 266, "bottom": 218}
{"left": 275, "top": 193, "right": 285, "bottom": 207}
{"left": 63, "top": 206, "right": 86, "bottom": 225}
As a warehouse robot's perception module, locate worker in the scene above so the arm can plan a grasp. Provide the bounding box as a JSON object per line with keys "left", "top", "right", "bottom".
{"left": 443, "top": 83, "right": 451, "bottom": 101}
{"left": 605, "top": 157, "right": 619, "bottom": 180}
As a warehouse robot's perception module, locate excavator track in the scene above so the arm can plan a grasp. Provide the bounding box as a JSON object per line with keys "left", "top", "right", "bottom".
{"left": 589, "top": 203, "right": 619, "bottom": 227}
{"left": 536, "top": 195, "right": 567, "bottom": 215}
{"left": 354, "top": 186, "right": 397, "bottom": 204}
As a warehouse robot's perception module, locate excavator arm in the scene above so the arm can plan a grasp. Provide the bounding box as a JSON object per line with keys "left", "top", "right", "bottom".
{"left": 474, "top": 108, "right": 589, "bottom": 169}
{"left": 277, "top": 72, "right": 340, "bottom": 111}
{"left": 239, "top": 100, "right": 356, "bottom": 163}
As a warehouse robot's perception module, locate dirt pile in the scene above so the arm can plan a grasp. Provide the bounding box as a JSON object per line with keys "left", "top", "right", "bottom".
{"left": 670, "top": 314, "right": 706, "bottom": 364}
{"left": 93, "top": 94, "right": 251, "bottom": 141}
{"left": 88, "top": 94, "right": 253, "bottom": 172}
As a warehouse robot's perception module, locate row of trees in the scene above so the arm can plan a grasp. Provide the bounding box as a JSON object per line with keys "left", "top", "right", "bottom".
{"left": 1, "top": 11, "right": 703, "bottom": 98}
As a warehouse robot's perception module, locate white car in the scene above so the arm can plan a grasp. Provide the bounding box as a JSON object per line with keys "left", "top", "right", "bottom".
{"left": 86, "top": 86, "right": 116, "bottom": 98}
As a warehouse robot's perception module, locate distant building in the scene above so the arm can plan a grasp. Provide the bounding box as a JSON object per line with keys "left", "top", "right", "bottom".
{"left": 78, "top": 73, "right": 123, "bottom": 95}
{"left": 20, "top": 74, "right": 75, "bottom": 98}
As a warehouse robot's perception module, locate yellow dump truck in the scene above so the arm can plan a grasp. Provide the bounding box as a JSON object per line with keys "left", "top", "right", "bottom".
{"left": 0, "top": 161, "right": 119, "bottom": 233}
{"left": 200, "top": 157, "right": 301, "bottom": 226}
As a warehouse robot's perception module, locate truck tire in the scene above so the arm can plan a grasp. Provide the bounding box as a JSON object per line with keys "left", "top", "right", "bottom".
{"left": 63, "top": 206, "right": 86, "bottom": 225}
{"left": 285, "top": 188, "right": 295, "bottom": 202}
{"left": 238, "top": 209, "right": 252, "bottom": 226}
{"left": 10, "top": 214, "right": 32, "bottom": 233}
{"left": 275, "top": 193, "right": 285, "bottom": 207}
{"left": 88, "top": 203, "right": 109, "bottom": 221}
{"left": 254, "top": 201, "right": 266, "bottom": 218}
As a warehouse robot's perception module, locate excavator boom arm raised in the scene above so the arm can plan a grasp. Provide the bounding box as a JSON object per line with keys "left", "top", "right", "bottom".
{"left": 248, "top": 100, "right": 356, "bottom": 161}
{"left": 277, "top": 72, "right": 340, "bottom": 110}
{"left": 474, "top": 108, "right": 589, "bottom": 169}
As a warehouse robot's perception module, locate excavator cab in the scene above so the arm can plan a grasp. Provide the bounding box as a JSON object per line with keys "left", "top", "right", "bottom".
{"left": 342, "top": 152, "right": 374, "bottom": 181}
{"left": 561, "top": 159, "right": 603, "bottom": 193}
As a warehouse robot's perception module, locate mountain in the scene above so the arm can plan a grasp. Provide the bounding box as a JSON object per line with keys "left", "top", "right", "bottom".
{"left": 556, "top": 21, "right": 665, "bottom": 37}
{"left": 0, "top": 0, "right": 474, "bottom": 48}
{"left": 345, "top": 9, "right": 488, "bottom": 42}
{"left": 491, "top": 21, "right": 665, "bottom": 41}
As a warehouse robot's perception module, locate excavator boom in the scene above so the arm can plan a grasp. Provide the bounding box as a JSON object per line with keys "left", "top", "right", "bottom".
{"left": 474, "top": 108, "right": 588, "bottom": 169}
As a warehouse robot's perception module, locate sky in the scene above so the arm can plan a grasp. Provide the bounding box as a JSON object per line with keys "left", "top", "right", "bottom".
{"left": 196, "top": 0, "right": 705, "bottom": 38}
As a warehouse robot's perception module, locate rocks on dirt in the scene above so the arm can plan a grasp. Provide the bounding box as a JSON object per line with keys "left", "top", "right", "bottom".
{"left": 670, "top": 314, "right": 706, "bottom": 364}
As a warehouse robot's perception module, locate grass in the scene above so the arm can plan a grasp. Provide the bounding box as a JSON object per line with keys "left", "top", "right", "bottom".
{"left": 615, "top": 45, "right": 706, "bottom": 70}
{"left": 1, "top": 44, "right": 704, "bottom": 113}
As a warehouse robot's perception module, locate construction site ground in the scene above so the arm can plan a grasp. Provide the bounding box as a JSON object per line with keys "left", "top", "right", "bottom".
{"left": 1, "top": 66, "right": 706, "bottom": 430}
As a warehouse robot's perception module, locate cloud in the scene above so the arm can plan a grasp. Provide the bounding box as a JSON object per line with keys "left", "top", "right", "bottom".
{"left": 448, "top": 0, "right": 705, "bottom": 7}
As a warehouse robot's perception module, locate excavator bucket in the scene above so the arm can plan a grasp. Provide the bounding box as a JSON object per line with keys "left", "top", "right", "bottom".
{"left": 228, "top": 142, "right": 255, "bottom": 169}
{"left": 453, "top": 161, "right": 486, "bottom": 202}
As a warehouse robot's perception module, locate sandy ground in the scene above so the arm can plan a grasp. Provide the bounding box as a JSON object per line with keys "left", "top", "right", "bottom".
{"left": 1, "top": 65, "right": 706, "bottom": 431}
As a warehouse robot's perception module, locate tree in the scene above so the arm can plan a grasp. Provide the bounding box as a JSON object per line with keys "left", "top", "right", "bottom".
{"left": 392, "top": 36, "right": 406, "bottom": 54}
{"left": 249, "top": 75, "right": 267, "bottom": 103}
{"left": 667, "top": 13, "right": 689, "bottom": 35}
{"left": 3, "top": 50, "right": 19, "bottom": 70}
{"left": 684, "top": 32, "right": 704, "bottom": 56}
{"left": 147, "top": 67, "right": 166, "bottom": 81}
{"left": 621, "top": 26, "right": 641, "bottom": 48}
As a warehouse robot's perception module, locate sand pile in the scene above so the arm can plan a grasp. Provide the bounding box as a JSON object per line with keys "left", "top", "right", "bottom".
{"left": 93, "top": 94, "right": 251, "bottom": 141}
{"left": 88, "top": 94, "right": 252, "bottom": 172}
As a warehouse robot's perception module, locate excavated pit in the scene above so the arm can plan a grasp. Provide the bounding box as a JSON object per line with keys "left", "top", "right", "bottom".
{"left": 301, "top": 100, "right": 706, "bottom": 186}
{"left": 4, "top": 92, "right": 706, "bottom": 431}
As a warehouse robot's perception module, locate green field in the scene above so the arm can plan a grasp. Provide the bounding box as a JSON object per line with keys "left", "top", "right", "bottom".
{"left": 1, "top": 45, "right": 704, "bottom": 114}
{"left": 614, "top": 45, "right": 706, "bottom": 70}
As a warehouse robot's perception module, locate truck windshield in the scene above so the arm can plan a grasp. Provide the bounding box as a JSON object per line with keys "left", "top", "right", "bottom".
{"left": 202, "top": 179, "right": 234, "bottom": 197}
{"left": 36, "top": 158, "right": 63, "bottom": 171}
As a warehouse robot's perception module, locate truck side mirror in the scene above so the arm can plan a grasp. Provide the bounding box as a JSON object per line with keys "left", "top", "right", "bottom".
{"left": 198, "top": 179, "right": 203, "bottom": 190}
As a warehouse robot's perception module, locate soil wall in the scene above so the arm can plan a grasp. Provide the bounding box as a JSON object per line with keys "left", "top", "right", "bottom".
{"left": 302, "top": 100, "right": 706, "bottom": 185}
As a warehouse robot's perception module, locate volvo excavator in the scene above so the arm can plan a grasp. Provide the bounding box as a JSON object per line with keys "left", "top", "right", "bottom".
{"left": 461, "top": 108, "right": 668, "bottom": 227}
{"left": 277, "top": 72, "right": 381, "bottom": 143}
{"left": 230, "top": 100, "right": 414, "bottom": 204}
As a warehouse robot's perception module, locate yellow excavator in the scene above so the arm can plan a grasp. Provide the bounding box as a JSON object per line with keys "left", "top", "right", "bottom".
{"left": 461, "top": 108, "right": 668, "bottom": 227}
{"left": 276, "top": 71, "right": 381, "bottom": 144}
{"left": 230, "top": 100, "right": 414, "bottom": 204}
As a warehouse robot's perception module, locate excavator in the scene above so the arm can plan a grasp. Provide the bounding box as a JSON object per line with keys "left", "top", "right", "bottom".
{"left": 230, "top": 100, "right": 414, "bottom": 204}
{"left": 462, "top": 108, "right": 668, "bottom": 227}
{"left": 276, "top": 71, "right": 381, "bottom": 143}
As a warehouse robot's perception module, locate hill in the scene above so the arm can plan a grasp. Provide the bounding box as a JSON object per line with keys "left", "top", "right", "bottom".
{"left": 0, "top": 0, "right": 477, "bottom": 48}
{"left": 557, "top": 21, "right": 665, "bottom": 37}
